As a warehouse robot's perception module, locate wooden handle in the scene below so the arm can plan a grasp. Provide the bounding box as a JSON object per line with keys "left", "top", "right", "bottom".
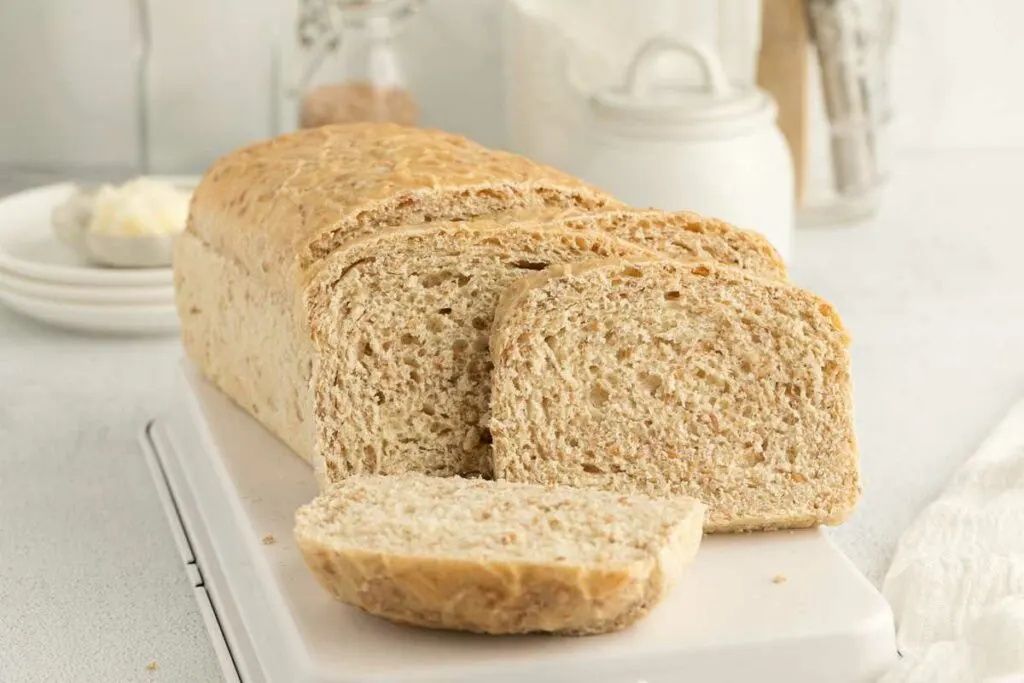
{"left": 757, "top": 0, "right": 809, "bottom": 206}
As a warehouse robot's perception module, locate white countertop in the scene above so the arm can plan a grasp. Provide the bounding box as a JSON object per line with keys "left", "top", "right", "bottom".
{"left": 1, "top": 150, "right": 1023, "bottom": 682}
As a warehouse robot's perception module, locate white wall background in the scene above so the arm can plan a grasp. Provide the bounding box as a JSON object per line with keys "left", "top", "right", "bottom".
{"left": 0, "top": 0, "right": 1022, "bottom": 173}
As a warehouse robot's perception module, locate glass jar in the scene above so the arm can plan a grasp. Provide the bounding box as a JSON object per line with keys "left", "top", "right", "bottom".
{"left": 800, "top": 0, "right": 899, "bottom": 226}
{"left": 295, "top": 0, "right": 421, "bottom": 129}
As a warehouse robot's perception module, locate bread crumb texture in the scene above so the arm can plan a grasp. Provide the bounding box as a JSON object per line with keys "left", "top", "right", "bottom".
{"left": 490, "top": 259, "right": 860, "bottom": 532}
{"left": 294, "top": 474, "right": 705, "bottom": 635}
{"left": 308, "top": 223, "right": 656, "bottom": 481}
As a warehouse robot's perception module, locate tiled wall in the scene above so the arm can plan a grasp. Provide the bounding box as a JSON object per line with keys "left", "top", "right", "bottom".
{"left": 0, "top": 0, "right": 1021, "bottom": 173}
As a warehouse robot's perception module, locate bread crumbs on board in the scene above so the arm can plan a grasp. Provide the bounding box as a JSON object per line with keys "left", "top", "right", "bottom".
{"left": 772, "top": 574, "right": 787, "bottom": 584}
{"left": 262, "top": 535, "right": 276, "bottom": 545}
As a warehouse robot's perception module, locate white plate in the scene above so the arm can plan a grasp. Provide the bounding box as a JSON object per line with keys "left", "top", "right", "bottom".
{"left": 0, "top": 177, "right": 196, "bottom": 287}
{"left": 0, "top": 286, "right": 179, "bottom": 334}
{"left": 0, "top": 269, "right": 175, "bottom": 305}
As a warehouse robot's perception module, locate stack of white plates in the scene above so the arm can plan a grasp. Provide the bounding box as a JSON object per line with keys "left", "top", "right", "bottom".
{"left": 0, "top": 182, "right": 181, "bottom": 335}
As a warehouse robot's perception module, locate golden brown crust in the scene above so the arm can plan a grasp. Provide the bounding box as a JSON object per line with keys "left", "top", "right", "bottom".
{"left": 294, "top": 477, "right": 706, "bottom": 635}
{"left": 296, "top": 541, "right": 662, "bottom": 635}
{"left": 174, "top": 231, "right": 319, "bottom": 470}
{"left": 188, "top": 123, "right": 622, "bottom": 292}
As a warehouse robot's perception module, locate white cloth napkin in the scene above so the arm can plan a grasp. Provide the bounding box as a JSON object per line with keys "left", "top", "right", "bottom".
{"left": 880, "top": 401, "right": 1024, "bottom": 682}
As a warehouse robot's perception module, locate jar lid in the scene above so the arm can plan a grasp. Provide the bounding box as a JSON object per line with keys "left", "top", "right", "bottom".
{"left": 590, "top": 38, "right": 776, "bottom": 128}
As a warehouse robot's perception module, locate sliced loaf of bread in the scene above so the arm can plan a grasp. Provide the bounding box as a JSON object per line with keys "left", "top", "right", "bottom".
{"left": 489, "top": 259, "right": 860, "bottom": 532}
{"left": 306, "top": 222, "right": 658, "bottom": 480}
{"left": 294, "top": 474, "right": 706, "bottom": 635}
{"left": 178, "top": 123, "right": 620, "bottom": 469}
{"left": 306, "top": 209, "right": 791, "bottom": 482}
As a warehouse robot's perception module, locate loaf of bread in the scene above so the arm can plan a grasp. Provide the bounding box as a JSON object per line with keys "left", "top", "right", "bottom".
{"left": 489, "top": 259, "right": 860, "bottom": 532}
{"left": 294, "top": 474, "right": 706, "bottom": 635}
{"left": 176, "top": 123, "right": 621, "bottom": 471}
{"left": 176, "top": 123, "right": 791, "bottom": 479}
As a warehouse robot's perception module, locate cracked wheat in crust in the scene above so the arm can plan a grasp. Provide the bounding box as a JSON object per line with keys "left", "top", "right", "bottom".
{"left": 489, "top": 259, "right": 860, "bottom": 532}
{"left": 187, "top": 122, "right": 621, "bottom": 293}
{"left": 294, "top": 474, "right": 706, "bottom": 635}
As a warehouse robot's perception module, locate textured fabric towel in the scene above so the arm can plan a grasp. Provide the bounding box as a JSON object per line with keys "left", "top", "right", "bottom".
{"left": 880, "top": 400, "right": 1024, "bottom": 682}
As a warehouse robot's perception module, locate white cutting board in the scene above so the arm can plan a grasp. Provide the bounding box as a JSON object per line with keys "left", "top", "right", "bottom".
{"left": 142, "top": 361, "right": 897, "bottom": 683}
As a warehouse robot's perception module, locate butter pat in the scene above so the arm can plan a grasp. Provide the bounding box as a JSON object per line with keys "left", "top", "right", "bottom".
{"left": 88, "top": 178, "right": 191, "bottom": 238}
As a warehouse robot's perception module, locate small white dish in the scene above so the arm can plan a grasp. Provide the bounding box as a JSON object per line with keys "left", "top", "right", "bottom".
{"left": 0, "top": 286, "right": 179, "bottom": 335}
{"left": 51, "top": 177, "right": 194, "bottom": 268}
{"left": 0, "top": 268, "right": 175, "bottom": 305}
{"left": 0, "top": 178, "right": 195, "bottom": 287}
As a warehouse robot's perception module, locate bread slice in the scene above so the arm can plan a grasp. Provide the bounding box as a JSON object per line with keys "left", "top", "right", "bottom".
{"left": 540, "top": 209, "right": 788, "bottom": 280}
{"left": 306, "top": 222, "right": 659, "bottom": 480}
{"left": 294, "top": 474, "right": 706, "bottom": 635}
{"left": 489, "top": 259, "right": 860, "bottom": 532}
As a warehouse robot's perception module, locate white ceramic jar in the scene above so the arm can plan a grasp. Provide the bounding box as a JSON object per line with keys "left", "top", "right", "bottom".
{"left": 557, "top": 38, "right": 795, "bottom": 263}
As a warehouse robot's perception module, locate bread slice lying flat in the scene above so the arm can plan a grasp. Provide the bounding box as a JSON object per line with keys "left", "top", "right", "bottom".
{"left": 489, "top": 260, "right": 860, "bottom": 532}
{"left": 306, "top": 222, "right": 658, "bottom": 480}
{"left": 294, "top": 474, "right": 706, "bottom": 635}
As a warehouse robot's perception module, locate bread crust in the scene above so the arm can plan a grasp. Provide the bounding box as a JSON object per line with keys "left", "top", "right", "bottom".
{"left": 294, "top": 476, "right": 706, "bottom": 635}
{"left": 175, "top": 230, "right": 318, "bottom": 466}
{"left": 187, "top": 122, "right": 621, "bottom": 293}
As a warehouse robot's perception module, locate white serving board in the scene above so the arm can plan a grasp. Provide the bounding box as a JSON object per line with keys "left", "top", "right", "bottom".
{"left": 142, "top": 361, "right": 897, "bottom": 683}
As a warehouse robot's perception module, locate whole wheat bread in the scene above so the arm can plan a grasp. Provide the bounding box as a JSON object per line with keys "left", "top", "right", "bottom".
{"left": 177, "top": 123, "right": 796, "bottom": 481}
{"left": 306, "top": 222, "right": 658, "bottom": 480}
{"left": 294, "top": 474, "right": 706, "bottom": 635}
{"left": 177, "top": 123, "right": 620, "bottom": 469}
{"left": 489, "top": 259, "right": 860, "bottom": 532}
